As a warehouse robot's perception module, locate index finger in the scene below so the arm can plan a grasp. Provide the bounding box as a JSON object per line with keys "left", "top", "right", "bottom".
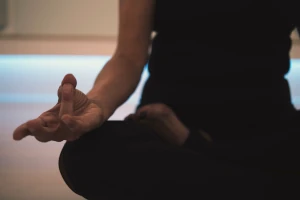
{"left": 13, "top": 123, "right": 31, "bottom": 141}
{"left": 59, "top": 74, "right": 77, "bottom": 118}
{"left": 59, "top": 84, "right": 75, "bottom": 118}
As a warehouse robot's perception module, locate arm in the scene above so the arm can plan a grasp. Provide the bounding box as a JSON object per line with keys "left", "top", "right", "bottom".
{"left": 292, "top": 0, "right": 300, "bottom": 37}
{"left": 87, "top": 0, "right": 155, "bottom": 120}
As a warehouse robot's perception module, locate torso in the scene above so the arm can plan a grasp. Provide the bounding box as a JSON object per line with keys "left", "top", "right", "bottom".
{"left": 139, "top": 0, "right": 297, "bottom": 130}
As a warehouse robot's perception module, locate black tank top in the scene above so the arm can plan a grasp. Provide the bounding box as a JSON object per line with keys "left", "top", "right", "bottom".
{"left": 139, "top": 0, "right": 299, "bottom": 129}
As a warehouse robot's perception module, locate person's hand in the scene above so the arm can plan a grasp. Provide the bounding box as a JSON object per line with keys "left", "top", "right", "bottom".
{"left": 13, "top": 74, "right": 105, "bottom": 142}
{"left": 125, "top": 103, "right": 190, "bottom": 146}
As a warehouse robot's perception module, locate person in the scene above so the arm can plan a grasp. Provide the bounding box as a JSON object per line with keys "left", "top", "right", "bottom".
{"left": 13, "top": 0, "right": 300, "bottom": 199}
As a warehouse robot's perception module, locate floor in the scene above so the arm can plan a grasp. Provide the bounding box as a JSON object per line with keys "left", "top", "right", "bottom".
{"left": 1, "top": 53, "right": 300, "bottom": 199}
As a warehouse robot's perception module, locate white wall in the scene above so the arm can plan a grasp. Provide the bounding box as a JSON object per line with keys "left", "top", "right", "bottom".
{"left": 0, "top": 0, "right": 298, "bottom": 40}
{"left": 1, "top": 0, "right": 118, "bottom": 37}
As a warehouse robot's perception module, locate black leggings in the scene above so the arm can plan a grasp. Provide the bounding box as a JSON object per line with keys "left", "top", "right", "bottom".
{"left": 59, "top": 119, "right": 300, "bottom": 200}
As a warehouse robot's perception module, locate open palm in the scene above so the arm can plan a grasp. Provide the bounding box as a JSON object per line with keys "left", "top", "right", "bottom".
{"left": 13, "top": 74, "right": 104, "bottom": 142}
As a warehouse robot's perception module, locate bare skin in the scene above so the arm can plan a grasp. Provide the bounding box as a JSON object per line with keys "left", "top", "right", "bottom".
{"left": 13, "top": 74, "right": 189, "bottom": 145}
{"left": 125, "top": 103, "right": 190, "bottom": 146}
{"left": 12, "top": 1, "right": 193, "bottom": 145}
{"left": 13, "top": 74, "right": 205, "bottom": 146}
{"left": 13, "top": 74, "right": 104, "bottom": 142}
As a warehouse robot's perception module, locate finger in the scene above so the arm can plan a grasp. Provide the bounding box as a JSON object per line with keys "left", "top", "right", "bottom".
{"left": 57, "top": 74, "right": 77, "bottom": 102}
{"left": 136, "top": 103, "right": 172, "bottom": 119}
{"left": 124, "top": 114, "right": 133, "bottom": 121}
{"left": 41, "top": 114, "right": 59, "bottom": 128}
{"left": 59, "top": 83, "right": 75, "bottom": 118}
{"left": 13, "top": 123, "right": 31, "bottom": 141}
{"left": 61, "top": 74, "right": 77, "bottom": 88}
{"left": 124, "top": 114, "right": 139, "bottom": 121}
{"left": 26, "top": 118, "right": 54, "bottom": 139}
{"left": 13, "top": 118, "right": 53, "bottom": 141}
{"left": 58, "top": 74, "right": 77, "bottom": 118}
{"left": 136, "top": 105, "right": 155, "bottom": 119}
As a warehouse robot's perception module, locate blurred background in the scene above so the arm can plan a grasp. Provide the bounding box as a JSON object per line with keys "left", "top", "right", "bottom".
{"left": 0, "top": 0, "right": 300, "bottom": 199}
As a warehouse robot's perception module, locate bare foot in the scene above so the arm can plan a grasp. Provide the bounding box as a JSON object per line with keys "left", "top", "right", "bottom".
{"left": 125, "top": 103, "right": 190, "bottom": 146}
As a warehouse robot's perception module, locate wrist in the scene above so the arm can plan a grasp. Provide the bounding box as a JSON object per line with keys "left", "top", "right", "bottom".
{"left": 86, "top": 88, "right": 101, "bottom": 101}
{"left": 88, "top": 97, "right": 114, "bottom": 122}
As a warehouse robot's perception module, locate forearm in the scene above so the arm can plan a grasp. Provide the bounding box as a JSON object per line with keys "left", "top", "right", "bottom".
{"left": 87, "top": 56, "right": 144, "bottom": 120}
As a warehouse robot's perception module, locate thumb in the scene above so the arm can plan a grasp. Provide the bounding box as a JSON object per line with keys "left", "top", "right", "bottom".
{"left": 59, "top": 74, "right": 77, "bottom": 118}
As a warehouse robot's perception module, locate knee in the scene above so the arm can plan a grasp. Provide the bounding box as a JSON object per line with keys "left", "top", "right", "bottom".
{"left": 58, "top": 126, "right": 110, "bottom": 199}
{"left": 58, "top": 143, "right": 78, "bottom": 195}
{"left": 57, "top": 122, "right": 139, "bottom": 198}
{"left": 58, "top": 121, "right": 162, "bottom": 198}
{"left": 59, "top": 140, "right": 113, "bottom": 199}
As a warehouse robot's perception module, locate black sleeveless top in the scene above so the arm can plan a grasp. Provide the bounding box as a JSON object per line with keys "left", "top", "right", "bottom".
{"left": 139, "top": 0, "right": 300, "bottom": 129}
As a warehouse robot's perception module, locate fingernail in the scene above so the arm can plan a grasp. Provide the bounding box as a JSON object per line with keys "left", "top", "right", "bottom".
{"left": 139, "top": 112, "right": 147, "bottom": 119}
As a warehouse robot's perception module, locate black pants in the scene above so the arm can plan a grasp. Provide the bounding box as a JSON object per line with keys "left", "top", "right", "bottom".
{"left": 59, "top": 115, "right": 300, "bottom": 200}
